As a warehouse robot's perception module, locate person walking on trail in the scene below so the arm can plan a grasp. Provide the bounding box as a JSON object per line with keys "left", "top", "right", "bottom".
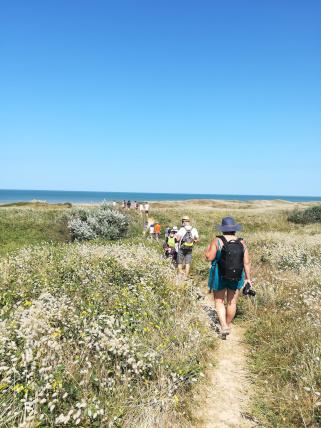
{"left": 144, "top": 202, "right": 149, "bottom": 216}
{"left": 154, "top": 222, "right": 161, "bottom": 240}
{"left": 143, "top": 220, "right": 148, "bottom": 236}
{"left": 149, "top": 223, "right": 155, "bottom": 240}
{"left": 205, "top": 216, "right": 252, "bottom": 339}
{"left": 176, "top": 216, "right": 199, "bottom": 278}
{"left": 163, "top": 226, "right": 178, "bottom": 264}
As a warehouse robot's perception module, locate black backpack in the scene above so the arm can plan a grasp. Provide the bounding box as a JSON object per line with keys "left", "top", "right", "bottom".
{"left": 217, "top": 236, "right": 244, "bottom": 281}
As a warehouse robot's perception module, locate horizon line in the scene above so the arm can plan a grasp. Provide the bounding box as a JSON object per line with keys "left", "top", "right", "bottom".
{"left": 1, "top": 188, "right": 321, "bottom": 199}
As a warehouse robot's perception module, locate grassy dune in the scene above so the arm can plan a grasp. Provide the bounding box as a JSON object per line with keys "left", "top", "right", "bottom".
{"left": 0, "top": 201, "right": 320, "bottom": 427}
{"left": 0, "top": 206, "right": 71, "bottom": 255}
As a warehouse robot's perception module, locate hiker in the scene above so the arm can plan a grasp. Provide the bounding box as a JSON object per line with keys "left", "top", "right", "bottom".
{"left": 163, "top": 226, "right": 178, "bottom": 263}
{"left": 123, "top": 200, "right": 126, "bottom": 209}
{"left": 154, "top": 222, "right": 161, "bottom": 240}
{"left": 205, "top": 216, "right": 252, "bottom": 338}
{"left": 144, "top": 202, "right": 149, "bottom": 215}
{"left": 143, "top": 220, "right": 148, "bottom": 236}
{"left": 149, "top": 223, "right": 155, "bottom": 239}
{"left": 164, "top": 225, "right": 171, "bottom": 239}
{"left": 134, "top": 201, "right": 139, "bottom": 210}
{"left": 127, "top": 200, "right": 131, "bottom": 209}
{"left": 176, "top": 216, "right": 199, "bottom": 277}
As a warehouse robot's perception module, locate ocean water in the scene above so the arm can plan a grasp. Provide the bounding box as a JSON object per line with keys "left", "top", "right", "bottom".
{"left": 1, "top": 189, "right": 321, "bottom": 204}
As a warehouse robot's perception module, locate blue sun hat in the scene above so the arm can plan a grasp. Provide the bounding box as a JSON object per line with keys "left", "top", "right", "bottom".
{"left": 217, "top": 216, "right": 242, "bottom": 232}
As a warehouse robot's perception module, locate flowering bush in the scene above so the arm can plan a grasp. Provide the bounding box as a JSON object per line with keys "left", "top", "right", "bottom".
{"left": 0, "top": 242, "right": 210, "bottom": 427}
{"left": 68, "top": 204, "right": 130, "bottom": 241}
{"left": 258, "top": 234, "right": 321, "bottom": 272}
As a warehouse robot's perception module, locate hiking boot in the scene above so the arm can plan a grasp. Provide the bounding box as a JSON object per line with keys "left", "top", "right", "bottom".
{"left": 220, "top": 327, "right": 230, "bottom": 340}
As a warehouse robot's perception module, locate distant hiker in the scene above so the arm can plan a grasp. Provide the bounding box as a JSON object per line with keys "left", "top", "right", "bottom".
{"left": 143, "top": 220, "right": 148, "bottom": 236}
{"left": 123, "top": 200, "right": 126, "bottom": 209}
{"left": 163, "top": 226, "right": 178, "bottom": 263}
{"left": 135, "top": 201, "right": 139, "bottom": 210}
{"left": 205, "top": 217, "right": 252, "bottom": 339}
{"left": 176, "top": 216, "right": 199, "bottom": 277}
{"left": 127, "top": 200, "right": 131, "bottom": 209}
{"left": 149, "top": 223, "right": 155, "bottom": 239}
{"left": 164, "top": 225, "right": 171, "bottom": 239}
{"left": 144, "top": 202, "right": 149, "bottom": 215}
{"left": 154, "top": 222, "right": 161, "bottom": 240}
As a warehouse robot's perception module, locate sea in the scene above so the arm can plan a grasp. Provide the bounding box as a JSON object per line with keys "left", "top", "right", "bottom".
{"left": 0, "top": 189, "right": 321, "bottom": 204}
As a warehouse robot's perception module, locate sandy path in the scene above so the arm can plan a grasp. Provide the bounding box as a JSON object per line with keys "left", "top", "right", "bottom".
{"left": 192, "top": 292, "right": 257, "bottom": 428}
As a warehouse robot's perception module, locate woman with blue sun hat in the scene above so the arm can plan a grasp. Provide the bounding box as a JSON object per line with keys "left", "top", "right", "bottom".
{"left": 205, "top": 216, "right": 252, "bottom": 338}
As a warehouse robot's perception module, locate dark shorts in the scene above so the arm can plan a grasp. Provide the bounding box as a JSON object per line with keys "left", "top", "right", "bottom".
{"left": 177, "top": 248, "right": 192, "bottom": 265}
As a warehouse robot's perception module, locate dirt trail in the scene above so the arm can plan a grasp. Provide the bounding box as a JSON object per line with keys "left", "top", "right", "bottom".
{"left": 193, "top": 291, "right": 257, "bottom": 428}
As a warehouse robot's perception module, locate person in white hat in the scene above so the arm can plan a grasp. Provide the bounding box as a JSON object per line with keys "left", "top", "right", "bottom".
{"left": 175, "top": 216, "right": 199, "bottom": 277}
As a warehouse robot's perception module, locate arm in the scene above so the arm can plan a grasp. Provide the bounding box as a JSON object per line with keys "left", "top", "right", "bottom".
{"left": 243, "top": 241, "right": 252, "bottom": 285}
{"left": 193, "top": 228, "right": 200, "bottom": 243}
{"left": 175, "top": 233, "right": 181, "bottom": 244}
{"left": 175, "top": 227, "right": 184, "bottom": 243}
{"left": 205, "top": 239, "right": 218, "bottom": 261}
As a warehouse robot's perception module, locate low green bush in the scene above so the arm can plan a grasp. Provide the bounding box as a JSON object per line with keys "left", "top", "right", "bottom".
{"left": 288, "top": 205, "right": 321, "bottom": 224}
{"left": 68, "top": 204, "right": 130, "bottom": 241}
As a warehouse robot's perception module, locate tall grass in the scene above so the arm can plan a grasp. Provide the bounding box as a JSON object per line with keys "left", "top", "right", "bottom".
{"left": 242, "top": 232, "right": 321, "bottom": 428}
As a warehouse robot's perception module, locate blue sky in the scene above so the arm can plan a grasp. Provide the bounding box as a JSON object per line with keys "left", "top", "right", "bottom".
{"left": 1, "top": 0, "right": 321, "bottom": 195}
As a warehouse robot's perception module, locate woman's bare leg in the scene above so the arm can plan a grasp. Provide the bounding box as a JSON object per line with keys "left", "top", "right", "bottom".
{"left": 214, "top": 289, "right": 228, "bottom": 330}
{"left": 226, "top": 289, "right": 240, "bottom": 327}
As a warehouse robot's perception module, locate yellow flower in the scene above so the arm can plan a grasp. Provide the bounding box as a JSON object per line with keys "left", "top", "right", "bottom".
{"left": 23, "top": 300, "right": 33, "bottom": 307}
{"left": 51, "top": 329, "right": 62, "bottom": 338}
{"left": 52, "top": 379, "right": 63, "bottom": 390}
{"left": 12, "top": 384, "right": 25, "bottom": 394}
{"left": 173, "top": 395, "right": 179, "bottom": 406}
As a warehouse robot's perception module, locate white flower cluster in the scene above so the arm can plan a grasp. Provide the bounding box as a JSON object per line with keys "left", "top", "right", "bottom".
{"left": 257, "top": 232, "right": 321, "bottom": 273}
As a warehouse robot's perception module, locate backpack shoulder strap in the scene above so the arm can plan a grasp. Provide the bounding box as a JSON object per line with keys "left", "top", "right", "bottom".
{"left": 217, "top": 235, "right": 228, "bottom": 246}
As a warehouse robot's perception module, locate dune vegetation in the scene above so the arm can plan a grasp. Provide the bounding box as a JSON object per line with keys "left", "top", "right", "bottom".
{"left": 0, "top": 203, "right": 213, "bottom": 427}
{"left": 0, "top": 200, "right": 320, "bottom": 427}
{"left": 150, "top": 201, "right": 321, "bottom": 428}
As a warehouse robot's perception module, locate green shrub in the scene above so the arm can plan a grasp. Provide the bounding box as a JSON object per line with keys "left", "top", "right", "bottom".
{"left": 288, "top": 205, "right": 321, "bottom": 224}
{"left": 68, "top": 204, "right": 130, "bottom": 241}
